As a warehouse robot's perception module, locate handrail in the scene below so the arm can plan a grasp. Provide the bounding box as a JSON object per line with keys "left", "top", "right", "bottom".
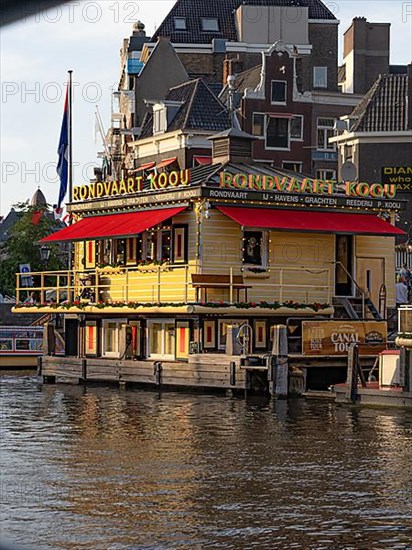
{"left": 327, "top": 260, "right": 367, "bottom": 317}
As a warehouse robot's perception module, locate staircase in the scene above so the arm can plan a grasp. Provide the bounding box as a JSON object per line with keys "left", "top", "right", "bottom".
{"left": 333, "top": 297, "right": 383, "bottom": 320}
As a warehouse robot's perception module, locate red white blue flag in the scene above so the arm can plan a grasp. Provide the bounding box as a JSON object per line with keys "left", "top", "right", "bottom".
{"left": 56, "top": 85, "right": 69, "bottom": 213}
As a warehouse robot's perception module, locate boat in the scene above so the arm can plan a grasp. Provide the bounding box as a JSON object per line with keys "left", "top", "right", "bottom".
{"left": 0, "top": 325, "right": 44, "bottom": 368}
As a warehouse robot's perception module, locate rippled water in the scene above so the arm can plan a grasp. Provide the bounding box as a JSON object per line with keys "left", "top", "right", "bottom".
{"left": 1, "top": 373, "right": 411, "bottom": 550}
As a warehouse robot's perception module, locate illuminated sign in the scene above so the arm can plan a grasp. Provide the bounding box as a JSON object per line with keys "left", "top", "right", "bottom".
{"left": 381, "top": 166, "right": 412, "bottom": 191}
{"left": 219, "top": 172, "right": 397, "bottom": 199}
{"left": 73, "top": 170, "right": 190, "bottom": 201}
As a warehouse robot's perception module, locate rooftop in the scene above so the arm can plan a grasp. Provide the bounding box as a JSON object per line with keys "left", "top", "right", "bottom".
{"left": 152, "top": 0, "right": 337, "bottom": 45}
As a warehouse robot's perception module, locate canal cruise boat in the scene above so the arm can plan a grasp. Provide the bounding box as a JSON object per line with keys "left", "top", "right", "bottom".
{"left": 13, "top": 131, "right": 406, "bottom": 393}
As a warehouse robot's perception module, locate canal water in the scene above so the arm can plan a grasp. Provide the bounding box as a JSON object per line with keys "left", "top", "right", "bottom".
{"left": 1, "top": 373, "right": 411, "bottom": 550}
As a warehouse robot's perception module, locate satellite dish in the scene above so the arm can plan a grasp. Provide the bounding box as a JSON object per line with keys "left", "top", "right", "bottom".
{"left": 341, "top": 161, "right": 358, "bottom": 181}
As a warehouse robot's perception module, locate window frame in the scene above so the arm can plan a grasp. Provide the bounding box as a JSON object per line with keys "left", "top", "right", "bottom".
{"left": 251, "top": 112, "right": 266, "bottom": 138}
{"left": 218, "top": 319, "right": 244, "bottom": 351}
{"left": 270, "top": 80, "right": 287, "bottom": 105}
{"left": 102, "top": 319, "right": 127, "bottom": 358}
{"left": 147, "top": 319, "right": 176, "bottom": 360}
{"left": 313, "top": 66, "right": 328, "bottom": 89}
{"left": 317, "top": 117, "right": 336, "bottom": 152}
{"left": 265, "top": 116, "right": 290, "bottom": 151}
{"left": 174, "top": 17, "right": 187, "bottom": 30}
{"left": 242, "top": 229, "right": 268, "bottom": 268}
{"left": 290, "top": 114, "right": 304, "bottom": 141}
{"left": 201, "top": 17, "right": 219, "bottom": 32}
{"left": 316, "top": 169, "right": 336, "bottom": 181}
{"left": 282, "top": 161, "right": 303, "bottom": 173}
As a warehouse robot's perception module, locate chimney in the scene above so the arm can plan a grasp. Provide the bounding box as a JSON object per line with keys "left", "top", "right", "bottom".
{"left": 343, "top": 17, "right": 390, "bottom": 94}
{"left": 223, "top": 56, "right": 243, "bottom": 86}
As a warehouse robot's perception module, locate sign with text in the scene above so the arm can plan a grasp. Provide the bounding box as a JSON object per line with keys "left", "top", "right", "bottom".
{"left": 302, "top": 321, "right": 387, "bottom": 356}
{"left": 381, "top": 166, "right": 412, "bottom": 191}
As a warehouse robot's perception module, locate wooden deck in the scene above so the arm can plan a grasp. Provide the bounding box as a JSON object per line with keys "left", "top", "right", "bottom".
{"left": 41, "top": 354, "right": 247, "bottom": 391}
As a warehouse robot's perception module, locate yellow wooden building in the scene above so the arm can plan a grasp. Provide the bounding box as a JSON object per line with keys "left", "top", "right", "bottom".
{"left": 13, "top": 133, "right": 406, "bottom": 392}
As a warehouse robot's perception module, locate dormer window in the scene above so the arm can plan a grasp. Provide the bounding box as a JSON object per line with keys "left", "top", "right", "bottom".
{"left": 153, "top": 105, "right": 167, "bottom": 134}
{"left": 201, "top": 18, "right": 219, "bottom": 32}
{"left": 174, "top": 17, "right": 186, "bottom": 30}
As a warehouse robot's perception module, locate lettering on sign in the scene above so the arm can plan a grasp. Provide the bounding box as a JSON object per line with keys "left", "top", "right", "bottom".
{"left": 220, "top": 172, "right": 397, "bottom": 199}
{"left": 73, "top": 170, "right": 190, "bottom": 201}
{"left": 381, "top": 166, "right": 412, "bottom": 191}
{"left": 302, "top": 321, "right": 387, "bottom": 357}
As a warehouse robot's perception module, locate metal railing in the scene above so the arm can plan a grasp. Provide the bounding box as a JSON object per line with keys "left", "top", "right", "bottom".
{"left": 15, "top": 263, "right": 333, "bottom": 307}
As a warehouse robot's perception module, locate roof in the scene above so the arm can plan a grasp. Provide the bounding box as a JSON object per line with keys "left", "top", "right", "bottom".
{"left": 219, "top": 64, "right": 262, "bottom": 104}
{"left": 152, "top": 0, "right": 337, "bottom": 44}
{"left": 139, "top": 78, "right": 231, "bottom": 139}
{"left": 350, "top": 74, "right": 409, "bottom": 132}
{"left": 0, "top": 209, "right": 21, "bottom": 244}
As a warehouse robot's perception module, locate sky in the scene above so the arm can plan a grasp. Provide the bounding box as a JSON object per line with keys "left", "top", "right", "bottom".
{"left": 1, "top": 0, "right": 411, "bottom": 216}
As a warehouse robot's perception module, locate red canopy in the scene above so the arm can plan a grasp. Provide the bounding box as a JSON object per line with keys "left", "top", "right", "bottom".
{"left": 156, "top": 157, "right": 177, "bottom": 169}
{"left": 217, "top": 206, "right": 405, "bottom": 236}
{"left": 129, "top": 161, "right": 155, "bottom": 173}
{"left": 41, "top": 207, "right": 186, "bottom": 242}
{"left": 193, "top": 156, "right": 212, "bottom": 165}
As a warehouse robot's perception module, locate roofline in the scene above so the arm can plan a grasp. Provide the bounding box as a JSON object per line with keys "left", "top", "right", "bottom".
{"left": 330, "top": 131, "right": 412, "bottom": 143}
{"left": 142, "top": 41, "right": 313, "bottom": 56}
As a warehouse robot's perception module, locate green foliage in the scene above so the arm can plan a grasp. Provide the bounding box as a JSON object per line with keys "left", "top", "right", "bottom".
{"left": 0, "top": 201, "right": 67, "bottom": 296}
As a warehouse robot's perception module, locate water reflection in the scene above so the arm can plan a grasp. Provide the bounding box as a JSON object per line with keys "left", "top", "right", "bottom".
{"left": 1, "top": 374, "right": 411, "bottom": 549}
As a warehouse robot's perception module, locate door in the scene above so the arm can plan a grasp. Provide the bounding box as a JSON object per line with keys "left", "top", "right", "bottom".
{"left": 147, "top": 319, "right": 176, "bottom": 360}
{"left": 335, "top": 235, "right": 353, "bottom": 296}
{"left": 65, "top": 319, "right": 78, "bottom": 356}
{"left": 356, "top": 257, "right": 385, "bottom": 308}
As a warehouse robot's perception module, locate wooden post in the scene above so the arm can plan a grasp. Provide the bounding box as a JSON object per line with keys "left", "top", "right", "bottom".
{"left": 157, "top": 266, "right": 161, "bottom": 304}
{"left": 80, "top": 358, "right": 87, "bottom": 384}
{"left": 279, "top": 269, "right": 283, "bottom": 303}
{"left": 40, "top": 272, "right": 45, "bottom": 304}
{"left": 346, "top": 343, "right": 359, "bottom": 403}
{"left": 271, "top": 325, "right": 288, "bottom": 398}
{"left": 184, "top": 265, "right": 188, "bottom": 303}
{"left": 229, "top": 267, "right": 234, "bottom": 304}
{"left": 125, "top": 268, "right": 129, "bottom": 303}
{"left": 230, "top": 361, "right": 236, "bottom": 386}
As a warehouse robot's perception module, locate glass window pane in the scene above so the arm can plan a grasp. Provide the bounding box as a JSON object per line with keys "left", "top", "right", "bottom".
{"left": 290, "top": 116, "right": 302, "bottom": 139}
{"left": 150, "top": 323, "right": 163, "bottom": 355}
{"left": 164, "top": 323, "right": 175, "bottom": 356}
{"left": 105, "top": 323, "right": 117, "bottom": 353}
{"left": 267, "top": 117, "right": 289, "bottom": 148}
{"left": 271, "top": 81, "right": 286, "bottom": 103}
{"left": 243, "top": 231, "right": 263, "bottom": 265}
{"left": 252, "top": 114, "right": 265, "bottom": 136}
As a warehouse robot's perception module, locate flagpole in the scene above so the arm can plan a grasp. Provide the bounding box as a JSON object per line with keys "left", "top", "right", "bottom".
{"left": 67, "top": 70, "right": 73, "bottom": 274}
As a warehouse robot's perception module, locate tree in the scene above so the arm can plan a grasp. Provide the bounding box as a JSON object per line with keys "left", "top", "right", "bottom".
{"left": 0, "top": 201, "right": 67, "bottom": 296}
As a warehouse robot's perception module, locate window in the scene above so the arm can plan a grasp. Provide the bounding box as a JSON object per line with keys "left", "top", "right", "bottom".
{"left": 147, "top": 319, "right": 176, "bottom": 360}
{"left": 102, "top": 319, "right": 127, "bottom": 358}
{"left": 142, "top": 228, "right": 172, "bottom": 263}
{"left": 271, "top": 80, "right": 287, "bottom": 104}
{"left": 313, "top": 67, "right": 328, "bottom": 88}
{"left": 317, "top": 118, "right": 336, "bottom": 151}
{"left": 252, "top": 113, "right": 265, "bottom": 137}
{"left": 282, "top": 162, "right": 302, "bottom": 173}
{"left": 316, "top": 169, "right": 336, "bottom": 181}
{"left": 153, "top": 106, "right": 167, "bottom": 134}
{"left": 174, "top": 17, "right": 187, "bottom": 30}
{"left": 290, "top": 115, "right": 303, "bottom": 140}
{"left": 201, "top": 18, "right": 219, "bottom": 31}
{"left": 172, "top": 226, "right": 187, "bottom": 264}
{"left": 243, "top": 230, "right": 268, "bottom": 266}
{"left": 266, "top": 116, "right": 289, "bottom": 149}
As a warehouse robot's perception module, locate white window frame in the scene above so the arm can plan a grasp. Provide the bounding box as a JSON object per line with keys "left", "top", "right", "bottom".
{"left": 313, "top": 67, "right": 328, "bottom": 89}
{"left": 265, "top": 116, "right": 290, "bottom": 151}
{"left": 174, "top": 17, "right": 187, "bottom": 30}
{"left": 317, "top": 117, "right": 336, "bottom": 152}
{"left": 316, "top": 169, "right": 336, "bottom": 181}
{"left": 201, "top": 18, "right": 219, "bottom": 32}
{"left": 252, "top": 112, "right": 265, "bottom": 138}
{"left": 282, "top": 161, "right": 303, "bottom": 173}
{"left": 290, "top": 115, "right": 304, "bottom": 141}
{"left": 270, "top": 80, "right": 287, "bottom": 104}
{"left": 242, "top": 229, "right": 269, "bottom": 269}
{"left": 147, "top": 319, "right": 176, "bottom": 360}
{"left": 153, "top": 105, "right": 167, "bottom": 134}
{"left": 142, "top": 228, "right": 172, "bottom": 263}
{"left": 102, "top": 319, "right": 127, "bottom": 358}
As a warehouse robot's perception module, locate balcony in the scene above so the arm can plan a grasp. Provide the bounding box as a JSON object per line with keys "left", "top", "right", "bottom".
{"left": 14, "top": 264, "right": 334, "bottom": 316}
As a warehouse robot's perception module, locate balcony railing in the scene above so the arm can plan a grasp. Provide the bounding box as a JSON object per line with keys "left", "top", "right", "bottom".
{"left": 15, "top": 264, "right": 333, "bottom": 308}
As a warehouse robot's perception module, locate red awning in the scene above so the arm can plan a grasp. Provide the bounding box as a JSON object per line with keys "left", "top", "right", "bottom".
{"left": 193, "top": 156, "right": 212, "bottom": 166}
{"left": 41, "top": 207, "right": 186, "bottom": 243}
{"left": 156, "top": 157, "right": 178, "bottom": 170}
{"left": 217, "top": 206, "right": 405, "bottom": 236}
{"left": 130, "top": 161, "right": 155, "bottom": 173}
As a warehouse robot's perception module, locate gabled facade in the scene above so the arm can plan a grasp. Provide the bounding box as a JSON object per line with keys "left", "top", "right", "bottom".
{"left": 330, "top": 68, "right": 412, "bottom": 236}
